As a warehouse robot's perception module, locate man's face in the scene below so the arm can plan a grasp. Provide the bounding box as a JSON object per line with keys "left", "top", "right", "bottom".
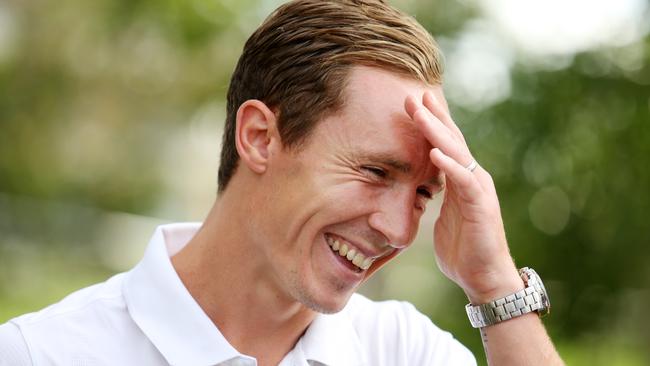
{"left": 256, "top": 66, "right": 444, "bottom": 313}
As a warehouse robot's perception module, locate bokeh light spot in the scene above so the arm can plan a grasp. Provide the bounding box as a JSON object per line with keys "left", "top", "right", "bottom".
{"left": 528, "top": 186, "right": 571, "bottom": 235}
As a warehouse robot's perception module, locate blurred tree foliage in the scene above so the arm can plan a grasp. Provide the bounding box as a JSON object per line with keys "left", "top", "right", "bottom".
{"left": 0, "top": 0, "right": 649, "bottom": 364}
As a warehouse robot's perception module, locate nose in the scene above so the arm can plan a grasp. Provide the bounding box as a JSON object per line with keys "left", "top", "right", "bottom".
{"left": 367, "top": 187, "right": 418, "bottom": 249}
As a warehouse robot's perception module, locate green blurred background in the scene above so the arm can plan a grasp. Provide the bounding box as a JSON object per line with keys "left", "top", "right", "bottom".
{"left": 1, "top": 0, "right": 649, "bottom": 364}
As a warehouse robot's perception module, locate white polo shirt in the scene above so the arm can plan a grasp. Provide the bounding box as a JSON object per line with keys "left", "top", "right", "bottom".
{"left": 0, "top": 223, "right": 476, "bottom": 366}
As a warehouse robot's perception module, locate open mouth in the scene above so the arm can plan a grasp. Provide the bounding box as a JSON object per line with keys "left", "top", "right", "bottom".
{"left": 324, "top": 233, "right": 375, "bottom": 273}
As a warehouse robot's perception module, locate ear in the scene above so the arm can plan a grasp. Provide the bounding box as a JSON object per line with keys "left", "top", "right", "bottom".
{"left": 235, "top": 99, "right": 278, "bottom": 174}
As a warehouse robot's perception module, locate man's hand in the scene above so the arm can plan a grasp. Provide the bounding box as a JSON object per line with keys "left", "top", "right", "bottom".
{"left": 404, "top": 91, "right": 522, "bottom": 303}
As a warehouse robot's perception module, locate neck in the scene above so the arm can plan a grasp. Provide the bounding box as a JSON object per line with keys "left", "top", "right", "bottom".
{"left": 171, "top": 190, "right": 315, "bottom": 365}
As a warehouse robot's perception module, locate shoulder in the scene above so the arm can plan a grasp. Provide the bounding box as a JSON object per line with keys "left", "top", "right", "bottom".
{"left": 1, "top": 273, "right": 138, "bottom": 364}
{"left": 343, "top": 293, "right": 476, "bottom": 365}
{"left": 0, "top": 322, "right": 32, "bottom": 366}
{"left": 12, "top": 273, "right": 127, "bottom": 328}
{"left": 345, "top": 292, "right": 428, "bottom": 323}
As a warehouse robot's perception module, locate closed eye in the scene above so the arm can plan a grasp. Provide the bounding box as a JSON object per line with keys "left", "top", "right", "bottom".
{"left": 361, "top": 166, "right": 387, "bottom": 179}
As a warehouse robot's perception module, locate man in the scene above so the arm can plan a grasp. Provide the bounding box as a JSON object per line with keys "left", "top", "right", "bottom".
{"left": 0, "top": 0, "right": 564, "bottom": 365}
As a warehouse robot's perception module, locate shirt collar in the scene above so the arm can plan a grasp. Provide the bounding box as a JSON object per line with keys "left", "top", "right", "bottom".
{"left": 122, "top": 223, "right": 366, "bottom": 366}
{"left": 122, "top": 223, "right": 247, "bottom": 366}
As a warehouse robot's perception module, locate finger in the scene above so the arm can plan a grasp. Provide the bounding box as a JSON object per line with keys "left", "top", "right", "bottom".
{"left": 406, "top": 94, "right": 454, "bottom": 146}
{"left": 406, "top": 100, "right": 473, "bottom": 167}
{"left": 422, "top": 91, "right": 466, "bottom": 143}
{"left": 429, "top": 148, "right": 482, "bottom": 202}
{"left": 404, "top": 94, "right": 421, "bottom": 119}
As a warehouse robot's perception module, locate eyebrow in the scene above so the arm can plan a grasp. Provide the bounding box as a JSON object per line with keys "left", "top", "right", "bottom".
{"left": 352, "top": 151, "right": 444, "bottom": 187}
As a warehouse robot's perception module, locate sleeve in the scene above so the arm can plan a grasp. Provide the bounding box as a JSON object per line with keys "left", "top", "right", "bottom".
{"left": 0, "top": 322, "right": 33, "bottom": 366}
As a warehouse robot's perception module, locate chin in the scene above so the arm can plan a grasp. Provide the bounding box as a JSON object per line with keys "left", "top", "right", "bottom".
{"left": 294, "top": 283, "right": 355, "bottom": 314}
{"left": 302, "top": 296, "right": 349, "bottom": 314}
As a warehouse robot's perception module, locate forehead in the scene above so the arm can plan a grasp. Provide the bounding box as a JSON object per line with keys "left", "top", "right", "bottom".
{"left": 339, "top": 66, "right": 441, "bottom": 140}
{"left": 315, "top": 66, "right": 444, "bottom": 180}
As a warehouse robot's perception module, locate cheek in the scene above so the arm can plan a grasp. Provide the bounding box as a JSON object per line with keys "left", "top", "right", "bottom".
{"left": 319, "top": 182, "right": 380, "bottom": 217}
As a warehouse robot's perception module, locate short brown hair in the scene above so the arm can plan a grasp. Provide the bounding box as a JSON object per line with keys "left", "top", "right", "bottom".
{"left": 217, "top": 0, "right": 443, "bottom": 193}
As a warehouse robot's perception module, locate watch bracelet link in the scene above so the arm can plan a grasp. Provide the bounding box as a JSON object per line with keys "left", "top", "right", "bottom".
{"left": 465, "top": 267, "right": 546, "bottom": 328}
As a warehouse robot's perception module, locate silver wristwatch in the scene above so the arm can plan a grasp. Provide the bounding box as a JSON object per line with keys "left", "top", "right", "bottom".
{"left": 465, "top": 267, "right": 551, "bottom": 328}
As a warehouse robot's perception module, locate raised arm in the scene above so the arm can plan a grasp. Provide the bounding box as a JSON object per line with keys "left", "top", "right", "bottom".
{"left": 404, "top": 90, "right": 564, "bottom": 366}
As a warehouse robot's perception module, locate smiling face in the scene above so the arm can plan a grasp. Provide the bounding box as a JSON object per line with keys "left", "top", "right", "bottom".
{"left": 255, "top": 66, "right": 445, "bottom": 313}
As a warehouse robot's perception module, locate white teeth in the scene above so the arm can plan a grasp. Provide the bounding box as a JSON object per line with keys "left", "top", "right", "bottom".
{"left": 339, "top": 243, "right": 349, "bottom": 256}
{"left": 326, "top": 235, "right": 374, "bottom": 271}
{"left": 332, "top": 240, "right": 340, "bottom": 251}
{"left": 352, "top": 254, "right": 364, "bottom": 267}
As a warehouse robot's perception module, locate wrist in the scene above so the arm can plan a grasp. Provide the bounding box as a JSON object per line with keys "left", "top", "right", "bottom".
{"left": 465, "top": 267, "right": 552, "bottom": 328}
{"left": 464, "top": 267, "right": 524, "bottom": 305}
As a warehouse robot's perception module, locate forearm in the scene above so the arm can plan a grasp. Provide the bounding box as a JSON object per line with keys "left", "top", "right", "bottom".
{"left": 480, "top": 313, "right": 564, "bottom": 365}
